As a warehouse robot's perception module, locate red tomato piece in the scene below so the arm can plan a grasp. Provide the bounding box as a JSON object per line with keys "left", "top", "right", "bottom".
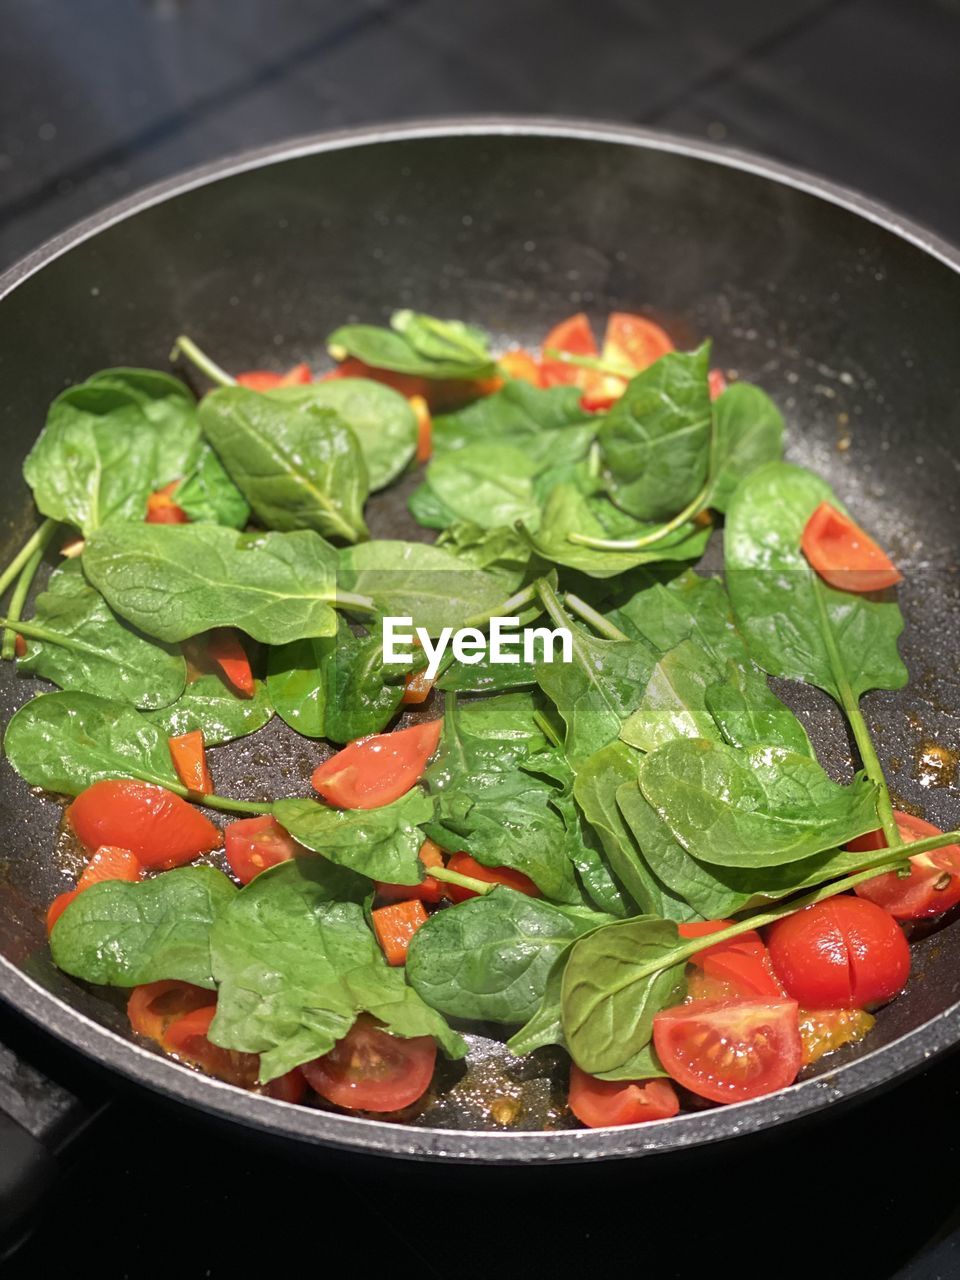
{"left": 767, "top": 897, "right": 910, "bottom": 1008}
{"left": 372, "top": 899, "right": 429, "bottom": 965}
{"left": 47, "top": 843, "right": 143, "bottom": 931}
{"left": 261, "top": 1068, "right": 308, "bottom": 1104}
{"left": 568, "top": 1065, "right": 679, "bottom": 1128}
{"left": 653, "top": 998, "right": 802, "bottom": 1104}
{"left": 708, "top": 369, "right": 728, "bottom": 400}
{"left": 127, "top": 980, "right": 216, "bottom": 1043}
{"left": 851, "top": 811, "right": 960, "bottom": 920}
{"left": 168, "top": 729, "right": 213, "bottom": 795}
{"left": 301, "top": 1015, "right": 436, "bottom": 1112}
{"left": 801, "top": 501, "right": 902, "bottom": 593}
{"left": 409, "top": 394, "right": 432, "bottom": 464}
{"left": 401, "top": 669, "right": 434, "bottom": 705}
{"left": 498, "top": 349, "right": 541, "bottom": 385}
{"left": 377, "top": 838, "right": 446, "bottom": 904}
{"left": 225, "top": 814, "right": 302, "bottom": 884}
{"left": 14, "top": 633, "right": 26, "bottom": 658}
{"left": 602, "top": 312, "right": 674, "bottom": 370}
{"left": 163, "top": 1005, "right": 260, "bottom": 1088}
{"left": 678, "top": 920, "right": 765, "bottom": 965}
{"left": 68, "top": 780, "right": 220, "bottom": 869}
{"left": 236, "top": 363, "right": 312, "bottom": 390}
{"left": 540, "top": 313, "right": 598, "bottom": 388}
{"left": 445, "top": 851, "right": 541, "bottom": 903}
{"left": 146, "top": 482, "right": 189, "bottom": 525}
{"left": 311, "top": 720, "right": 442, "bottom": 810}
{"left": 702, "top": 948, "right": 785, "bottom": 998}
{"left": 206, "top": 628, "right": 254, "bottom": 697}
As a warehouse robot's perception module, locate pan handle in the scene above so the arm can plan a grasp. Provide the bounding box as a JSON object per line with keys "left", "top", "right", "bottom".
{"left": 0, "top": 1015, "right": 100, "bottom": 1255}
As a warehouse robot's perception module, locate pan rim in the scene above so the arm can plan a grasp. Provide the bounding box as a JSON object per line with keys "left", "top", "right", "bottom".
{"left": 1, "top": 115, "right": 959, "bottom": 1162}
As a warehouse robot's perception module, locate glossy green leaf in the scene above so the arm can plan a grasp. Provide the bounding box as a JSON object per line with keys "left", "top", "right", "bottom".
{"left": 144, "top": 673, "right": 274, "bottom": 745}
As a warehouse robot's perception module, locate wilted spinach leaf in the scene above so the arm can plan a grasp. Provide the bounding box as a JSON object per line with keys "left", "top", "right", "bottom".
{"left": 144, "top": 673, "right": 274, "bottom": 745}
{"left": 328, "top": 311, "right": 495, "bottom": 380}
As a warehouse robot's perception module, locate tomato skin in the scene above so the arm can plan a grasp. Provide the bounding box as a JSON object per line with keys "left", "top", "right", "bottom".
{"left": 225, "top": 814, "right": 302, "bottom": 884}
{"left": 767, "top": 898, "right": 910, "bottom": 1008}
{"left": 68, "top": 780, "right": 220, "bottom": 870}
{"left": 445, "top": 851, "right": 541, "bottom": 903}
{"left": 301, "top": 1015, "right": 436, "bottom": 1112}
{"left": 540, "top": 313, "right": 597, "bottom": 387}
{"left": 801, "top": 501, "right": 902, "bottom": 593}
{"left": 498, "top": 349, "right": 541, "bottom": 385}
{"left": 46, "top": 844, "right": 142, "bottom": 932}
{"left": 168, "top": 729, "right": 213, "bottom": 795}
{"left": 236, "top": 363, "right": 312, "bottom": 390}
{"left": 701, "top": 948, "right": 785, "bottom": 998}
{"left": 146, "top": 493, "right": 189, "bottom": 524}
{"left": 206, "top": 627, "right": 254, "bottom": 697}
{"left": 127, "top": 980, "right": 216, "bottom": 1043}
{"left": 851, "top": 811, "right": 960, "bottom": 920}
{"left": 678, "top": 920, "right": 764, "bottom": 965}
{"left": 708, "top": 369, "right": 728, "bottom": 400}
{"left": 261, "top": 1068, "right": 307, "bottom": 1104}
{"left": 163, "top": 1005, "right": 260, "bottom": 1087}
{"left": 372, "top": 899, "right": 428, "bottom": 965}
{"left": 568, "top": 1065, "right": 679, "bottom": 1128}
{"left": 311, "top": 720, "right": 442, "bottom": 810}
{"left": 602, "top": 312, "right": 673, "bottom": 370}
{"left": 653, "top": 998, "right": 802, "bottom": 1104}
{"left": 409, "top": 394, "right": 432, "bottom": 464}
{"left": 377, "top": 838, "right": 446, "bottom": 904}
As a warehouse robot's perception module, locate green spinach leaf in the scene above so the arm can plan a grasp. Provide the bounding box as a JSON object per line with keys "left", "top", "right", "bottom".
{"left": 328, "top": 311, "right": 495, "bottom": 380}
{"left": 87, "top": 367, "right": 202, "bottom": 487}
{"left": 426, "top": 444, "right": 542, "bottom": 531}
{"left": 174, "top": 445, "right": 251, "bottom": 529}
{"left": 144, "top": 673, "right": 274, "bottom": 745}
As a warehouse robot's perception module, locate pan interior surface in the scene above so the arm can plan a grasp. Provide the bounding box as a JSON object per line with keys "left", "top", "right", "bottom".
{"left": 0, "top": 124, "right": 958, "bottom": 1161}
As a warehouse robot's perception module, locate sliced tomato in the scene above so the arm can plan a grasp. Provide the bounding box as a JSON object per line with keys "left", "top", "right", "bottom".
{"left": 581, "top": 312, "right": 675, "bottom": 408}
{"left": 568, "top": 1065, "right": 679, "bottom": 1128}
{"left": 168, "top": 729, "right": 213, "bottom": 795}
{"left": 301, "top": 1015, "right": 435, "bottom": 1112}
{"left": 236, "top": 363, "right": 312, "bottom": 391}
{"left": 678, "top": 920, "right": 765, "bottom": 965}
{"left": 163, "top": 1005, "right": 260, "bottom": 1087}
{"left": 225, "top": 814, "right": 302, "bottom": 884}
{"left": 766, "top": 897, "right": 910, "bottom": 1008}
{"left": 14, "top": 633, "right": 26, "bottom": 658}
{"left": 801, "top": 501, "right": 902, "bottom": 593}
{"left": 127, "top": 980, "right": 216, "bottom": 1043}
{"left": 498, "top": 349, "right": 541, "bottom": 385}
{"left": 798, "top": 1007, "right": 875, "bottom": 1066}
{"left": 311, "top": 720, "right": 442, "bottom": 810}
{"left": 401, "top": 669, "right": 434, "bottom": 704}
{"left": 851, "top": 811, "right": 960, "bottom": 920}
{"left": 146, "top": 484, "right": 189, "bottom": 524}
{"left": 372, "top": 899, "right": 428, "bottom": 965}
{"left": 445, "top": 851, "right": 541, "bottom": 903}
{"left": 206, "top": 627, "right": 254, "bottom": 697}
{"left": 377, "top": 838, "right": 446, "bottom": 904}
{"left": 701, "top": 948, "right": 785, "bottom": 998}
{"left": 46, "top": 844, "right": 142, "bottom": 933}
{"left": 68, "top": 779, "right": 220, "bottom": 869}
{"left": 540, "top": 313, "right": 597, "bottom": 388}
{"left": 409, "top": 394, "right": 432, "bottom": 463}
{"left": 653, "top": 997, "right": 802, "bottom": 1104}
{"left": 260, "top": 1068, "right": 308, "bottom": 1104}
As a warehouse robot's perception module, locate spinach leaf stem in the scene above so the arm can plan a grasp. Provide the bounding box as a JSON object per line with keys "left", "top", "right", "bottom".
{"left": 170, "top": 336, "right": 237, "bottom": 388}
{"left": 1, "top": 520, "right": 59, "bottom": 659}
{"left": 561, "top": 591, "right": 628, "bottom": 641}
{"left": 568, "top": 484, "right": 711, "bottom": 551}
{"left": 0, "top": 519, "right": 58, "bottom": 599}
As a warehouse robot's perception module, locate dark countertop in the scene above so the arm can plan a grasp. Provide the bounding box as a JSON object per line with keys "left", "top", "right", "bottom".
{"left": 2, "top": 2, "right": 960, "bottom": 1275}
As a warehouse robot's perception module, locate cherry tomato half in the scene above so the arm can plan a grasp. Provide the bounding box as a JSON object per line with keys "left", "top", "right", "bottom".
{"left": 68, "top": 780, "right": 220, "bottom": 869}
{"left": 653, "top": 998, "right": 802, "bottom": 1104}
{"left": 766, "top": 897, "right": 910, "bottom": 1008}
{"left": 206, "top": 627, "right": 254, "bottom": 697}
{"left": 301, "top": 1015, "right": 436, "bottom": 1112}
{"left": 801, "top": 501, "right": 902, "bottom": 593}
{"left": 377, "top": 838, "right": 446, "bottom": 904}
{"left": 46, "top": 844, "right": 142, "bottom": 933}
{"left": 678, "top": 920, "right": 765, "bottom": 965}
{"left": 568, "top": 1065, "right": 679, "bottom": 1128}
{"left": 445, "top": 851, "right": 541, "bottom": 903}
{"left": 311, "top": 720, "right": 442, "bottom": 809}
{"left": 850, "top": 811, "right": 960, "bottom": 920}
{"left": 127, "top": 980, "right": 216, "bottom": 1043}
{"left": 540, "top": 313, "right": 598, "bottom": 388}
{"left": 236, "top": 363, "right": 312, "bottom": 391}
{"left": 225, "top": 814, "right": 302, "bottom": 884}
{"left": 163, "top": 1005, "right": 260, "bottom": 1088}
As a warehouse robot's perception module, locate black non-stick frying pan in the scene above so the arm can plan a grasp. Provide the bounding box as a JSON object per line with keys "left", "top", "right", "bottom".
{"left": 1, "top": 120, "right": 959, "bottom": 1181}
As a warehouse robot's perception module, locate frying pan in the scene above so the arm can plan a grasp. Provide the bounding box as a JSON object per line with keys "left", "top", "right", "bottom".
{"left": 1, "top": 120, "right": 959, "bottom": 1184}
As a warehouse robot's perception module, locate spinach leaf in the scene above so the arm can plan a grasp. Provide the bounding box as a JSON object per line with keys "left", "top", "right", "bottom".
{"left": 607, "top": 572, "right": 737, "bottom": 656}
{"left": 266, "top": 635, "right": 335, "bottom": 738}
{"left": 321, "top": 619, "right": 406, "bottom": 744}
{"left": 426, "top": 444, "right": 542, "bottom": 531}
{"left": 561, "top": 916, "right": 686, "bottom": 1074}
{"left": 435, "top": 521, "right": 534, "bottom": 593}
{"left": 598, "top": 345, "right": 712, "bottom": 520}
{"left": 407, "top": 480, "right": 460, "bottom": 530}
{"left": 708, "top": 382, "right": 785, "bottom": 513}
{"left": 338, "top": 539, "right": 507, "bottom": 636}
{"left": 83, "top": 524, "right": 340, "bottom": 644}
{"left": 619, "top": 638, "right": 722, "bottom": 752}
{"left": 705, "top": 658, "right": 813, "bottom": 757}
{"left": 49, "top": 866, "right": 235, "bottom": 988}
{"left": 87, "top": 367, "right": 202, "bottom": 487}
{"left": 270, "top": 378, "right": 417, "bottom": 491}
{"left": 432, "top": 381, "right": 593, "bottom": 457}
{"left": 637, "top": 737, "right": 881, "bottom": 868}
{"left": 208, "top": 858, "right": 466, "bottom": 1081}
{"left": 144, "top": 673, "right": 274, "bottom": 745}
{"left": 4, "top": 691, "right": 178, "bottom": 794}
{"left": 725, "top": 463, "right": 908, "bottom": 701}
{"left": 198, "top": 387, "right": 369, "bottom": 543}
{"left": 573, "top": 741, "right": 693, "bottom": 919}
{"left": 23, "top": 383, "right": 158, "bottom": 535}
{"left": 406, "top": 887, "right": 595, "bottom": 1024}
{"left": 425, "top": 691, "right": 549, "bottom": 791}
{"left": 174, "top": 445, "right": 251, "bottom": 529}
{"left": 534, "top": 585, "right": 656, "bottom": 764}
{"left": 18, "top": 560, "right": 187, "bottom": 710}
{"left": 273, "top": 789, "right": 432, "bottom": 885}
{"left": 328, "top": 311, "right": 495, "bottom": 380}
{"left": 523, "top": 484, "right": 711, "bottom": 578}
{"left": 506, "top": 948, "right": 570, "bottom": 1056}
